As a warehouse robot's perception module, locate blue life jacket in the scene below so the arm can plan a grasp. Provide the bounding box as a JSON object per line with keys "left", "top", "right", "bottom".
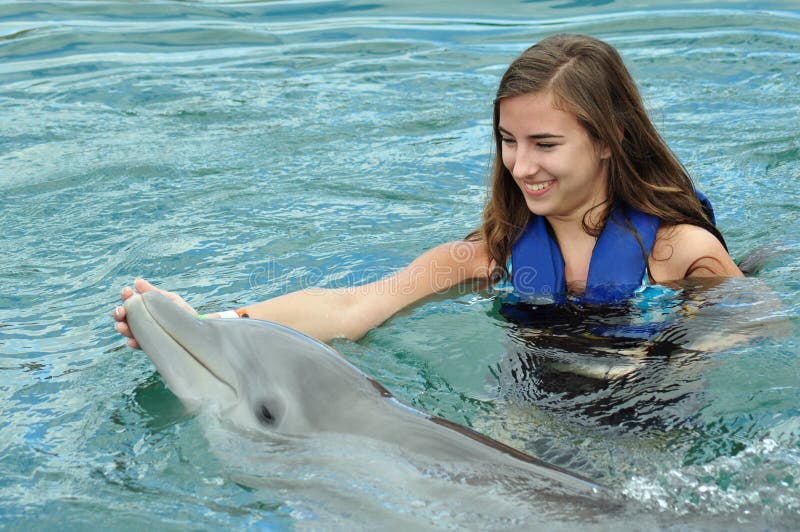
{"left": 510, "top": 191, "right": 715, "bottom": 305}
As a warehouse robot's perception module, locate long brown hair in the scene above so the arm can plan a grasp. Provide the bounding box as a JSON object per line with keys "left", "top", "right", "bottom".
{"left": 468, "top": 33, "right": 725, "bottom": 280}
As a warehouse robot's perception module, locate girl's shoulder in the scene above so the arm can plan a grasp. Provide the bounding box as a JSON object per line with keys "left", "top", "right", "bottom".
{"left": 650, "top": 224, "right": 742, "bottom": 281}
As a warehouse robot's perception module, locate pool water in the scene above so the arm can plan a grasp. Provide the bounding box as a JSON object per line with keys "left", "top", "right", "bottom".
{"left": 1, "top": 0, "right": 798, "bottom": 528}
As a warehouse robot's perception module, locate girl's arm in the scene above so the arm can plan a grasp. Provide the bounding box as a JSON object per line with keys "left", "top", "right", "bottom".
{"left": 114, "top": 240, "right": 492, "bottom": 346}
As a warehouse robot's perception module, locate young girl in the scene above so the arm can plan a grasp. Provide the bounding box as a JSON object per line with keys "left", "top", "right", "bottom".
{"left": 113, "top": 33, "right": 742, "bottom": 348}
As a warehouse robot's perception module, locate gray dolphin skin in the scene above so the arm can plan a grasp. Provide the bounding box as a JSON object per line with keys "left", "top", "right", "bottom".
{"left": 124, "top": 291, "right": 615, "bottom": 509}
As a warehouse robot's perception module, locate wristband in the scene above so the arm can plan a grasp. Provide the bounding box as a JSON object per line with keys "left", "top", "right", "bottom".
{"left": 198, "top": 309, "right": 249, "bottom": 320}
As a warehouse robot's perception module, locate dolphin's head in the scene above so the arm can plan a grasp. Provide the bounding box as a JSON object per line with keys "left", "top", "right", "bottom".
{"left": 124, "top": 291, "right": 377, "bottom": 436}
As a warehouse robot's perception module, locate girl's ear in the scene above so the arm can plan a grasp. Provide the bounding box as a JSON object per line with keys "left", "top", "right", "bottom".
{"left": 599, "top": 126, "right": 623, "bottom": 160}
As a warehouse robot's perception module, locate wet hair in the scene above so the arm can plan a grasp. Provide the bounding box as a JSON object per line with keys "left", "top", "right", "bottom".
{"left": 468, "top": 33, "right": 725, "bottom": 281}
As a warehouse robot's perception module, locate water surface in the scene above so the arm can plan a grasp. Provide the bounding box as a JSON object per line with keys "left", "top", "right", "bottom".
{"left": 1, "top": 0, "right": 799, "bottom": 528}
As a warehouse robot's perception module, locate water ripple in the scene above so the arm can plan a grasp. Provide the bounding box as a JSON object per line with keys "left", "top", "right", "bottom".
{"left": 1, "top": 0, "right": 799, "bottom": 528}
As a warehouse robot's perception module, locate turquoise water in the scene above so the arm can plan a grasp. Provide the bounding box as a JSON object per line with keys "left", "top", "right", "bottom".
{"left": 1, "top": 0, "right": 799, "bottom": 528}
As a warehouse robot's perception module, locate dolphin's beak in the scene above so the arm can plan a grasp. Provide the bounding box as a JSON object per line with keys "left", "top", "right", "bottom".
{"left": 125, "top": 292, "right": 237, "bottom": 409}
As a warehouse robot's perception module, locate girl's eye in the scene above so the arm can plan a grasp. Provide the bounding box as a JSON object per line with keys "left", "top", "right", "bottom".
{"left": 501, "top": 137, "right": 515, "bottom": 145}
{"left": 537, "top": 143, "right": 556, "bottom": 149}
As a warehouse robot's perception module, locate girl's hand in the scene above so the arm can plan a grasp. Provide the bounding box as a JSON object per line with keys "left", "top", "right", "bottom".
{"left": 112, "top": 278, "right": 197, "bottom": 349}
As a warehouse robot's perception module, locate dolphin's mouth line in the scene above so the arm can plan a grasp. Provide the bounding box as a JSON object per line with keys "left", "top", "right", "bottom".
{"left": 142, "top": 297, "right": 238, "bottom": 399}
{"left": 162, "top": 324, "right": 239, "bottom": 399}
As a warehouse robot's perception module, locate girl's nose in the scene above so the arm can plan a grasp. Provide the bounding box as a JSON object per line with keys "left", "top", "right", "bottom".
{"left": 511, "top": 147, "right": 540, "bottom": 180}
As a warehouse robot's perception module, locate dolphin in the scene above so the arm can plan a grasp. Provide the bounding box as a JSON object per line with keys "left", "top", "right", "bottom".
{"left": 123, "top": 291, "right": 617, "bottom": 514}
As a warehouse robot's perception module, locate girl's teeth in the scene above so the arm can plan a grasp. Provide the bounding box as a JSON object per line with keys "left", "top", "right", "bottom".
{"left": 526, "top": 181, "right": 551, "bottom": 191}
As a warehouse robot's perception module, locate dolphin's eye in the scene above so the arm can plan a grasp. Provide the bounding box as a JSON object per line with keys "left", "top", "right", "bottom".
{"left": 254, "top": 396, "right": 283, "bottom": 427}
{"left": 257, "top": 404, "right": 275, "bottom": 425}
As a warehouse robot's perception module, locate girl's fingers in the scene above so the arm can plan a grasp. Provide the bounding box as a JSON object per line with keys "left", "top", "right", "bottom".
{"left": 115, "top": 320, "right": 131, "bottom": 338}
{"left": 121, "top": 286, "right": 135, "bottom": 301}
{"left": 134, "top": 277, "right": 159, "bottom": 294}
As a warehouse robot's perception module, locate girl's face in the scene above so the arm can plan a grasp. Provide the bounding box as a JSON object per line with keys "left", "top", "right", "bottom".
{"left": 498, "top": 90, "right": 610, "bottom": 225}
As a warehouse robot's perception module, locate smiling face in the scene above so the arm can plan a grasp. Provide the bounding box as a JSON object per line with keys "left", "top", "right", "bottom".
{"left": 498, "top": 90, "right": 610, "bottom": 225}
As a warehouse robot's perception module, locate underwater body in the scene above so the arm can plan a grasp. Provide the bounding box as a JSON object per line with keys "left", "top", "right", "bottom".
{"left": 1, "top": 0, "right": 799, "bottom": 529}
